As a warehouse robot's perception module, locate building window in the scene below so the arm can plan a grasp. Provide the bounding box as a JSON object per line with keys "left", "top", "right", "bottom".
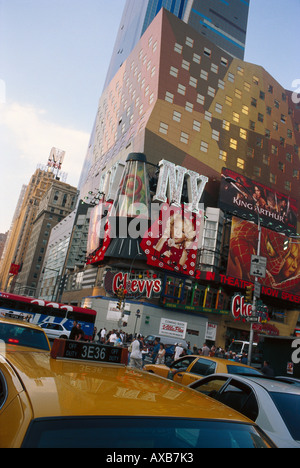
{"left": 159, "top": 122, "right": 168, "bottom": 135}
{"left": 225, "top": 96, "right": 232, "bottom": 106}
{"left": 284, "top": 180, "right": 291, "bottom": 191}
{"left": 253, "top": 166, "right": 261, "bottom": 177}
{"left": 200, "top": 141, "right": 208, "bottom": 152}
{"left": 278, "top": 162, "right": 285, "bottom": 172}
{"left": 205, "top": 111, "right": 212, "bottom": 122}
{"left": 185, "top": 102, "right": 194, "bottom": 113}
{"left": 189, "top": 76, "right": 197, "bottom": 88}
{"left": 173, "top": 110, "right": 181, "bottom": 122}
{"left": 165, "top": 91, "right": 174, "bottom": 103}
{"left": 182, "top": 59, "right": 190, "bottom": 71}
{"left": 204, "top": 47, "right": 211, "bottom": 57}
{"left": 286, "top": 152, "right": 293, "bottom": 163}
{"left": 230, "top": 138, "right": 237, "bottom": 150}
{"left": 263, "top": 154, "right": 270, "bottom": 165}
{"left": 180, "top": 132, "right": 189, "bottom": 144}
{"left": 193, "top": 120, "right": 201, "bottom": 132}
{"left": 228, "top": 73, "right": 235, "bottom": 83}
{"left": 211, "top": 63, "right": 218, "bottom": 73}
{"left": 242, "top": 105, "right": 249, "bottom": 115}
{"left": 240, "top": 128, "right": 247, "bottom": 140}
{"left": 271, "top": 145, "right": 278, "bottom": 155}
{"left": 193, "top": 53, "right": 201, "bottom": 64}
{"left": 212, "top": 129, "right": 220, "bottom": 141}
{"left": 207, "top": 86, "right": 215, "bottom": 97}
{"left": 233, "top": 112, "right": 240, "bottom": 123}
{"left": 186, "top": 37, "right": 194, "bottom": 48}
{"left": 219, "top": 150, "right": 227, "bottom": 161}
{"left": 200, "top": 69, "right": 208, "bottom": 81}
{"left": 270, "top": 173, "right": 276, "bottom": 184}
{"left": 218, "top": 79, "right": 225, "bottom": 89}
{"left": 258, "top": 113, "right": 264, "bottom": 123}
{"left": 174, "top": 43, "right": 183, "bottom": 54}
{"left": 293, "top": 169, "right": 299, "bottom": 179}
{"left": 221, "top": 57, "right": 228, "bottom": 67}
{"left": 244, "top": 81, "right": 251, "bottom": 92}
{"left": 253, "top": 75, "right": 259, "bottom": 85}
{"left": 170, "top": 66, "right": 178, "bottom": 77}
{"left": 237, "top": 158, "right": 245, "bottom": 169}
{"left": 215, "top": 103, "right": 222, "bottom": 114}
{"left": 197, "top": 94, "right": 205, "bottom": 105}
{"left": 223, "top": 120, "right": 230, "bottom": 131}
{"left": 177, "top": 84, "right": 186, "bottom": 95}
{"left": 251, "top": 97, "right": 257, "bottom": 107}
{"left": 235, "top": 89, "right": 242, "bottom": 99}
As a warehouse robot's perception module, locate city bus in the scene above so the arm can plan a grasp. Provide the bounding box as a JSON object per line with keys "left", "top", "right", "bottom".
{"left": 0, "top": 292, "right": 97, "bottom": 340}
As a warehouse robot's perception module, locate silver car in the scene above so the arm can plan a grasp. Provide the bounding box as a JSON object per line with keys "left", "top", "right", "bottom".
{"left": 189, "top": 373, "right": 300, "bottom": 448}
{"left": 39, "top": 322, "right": 70, "bottom": 340}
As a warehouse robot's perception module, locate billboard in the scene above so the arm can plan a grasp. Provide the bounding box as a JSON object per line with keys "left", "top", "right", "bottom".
{"left": 219, "top": 168, "right": 298, "bottom": 234}
{"left": 227, "top": 217, "right": 300, "bottom": 296}
{"left": 140, "top": 203, "right": 203, "bottom": 277}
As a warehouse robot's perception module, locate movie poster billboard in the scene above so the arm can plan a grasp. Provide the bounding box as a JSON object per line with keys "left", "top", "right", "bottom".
{"left": 219, "top": 168, "right": 298, "bottom": 234}
{"left": 140, "top": 203, "right": 203, "bottom": 276}
{"left": 227, "top": 217, "right": 300, "bottom": 296}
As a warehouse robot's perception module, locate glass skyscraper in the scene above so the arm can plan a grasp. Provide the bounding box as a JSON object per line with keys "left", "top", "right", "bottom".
{"left": 104, "top": 0, "right": 249, "bottom": 89}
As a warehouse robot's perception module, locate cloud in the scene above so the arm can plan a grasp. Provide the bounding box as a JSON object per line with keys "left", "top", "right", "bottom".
{"left": 0, "top": 101, "right": 90, "bottom": 232}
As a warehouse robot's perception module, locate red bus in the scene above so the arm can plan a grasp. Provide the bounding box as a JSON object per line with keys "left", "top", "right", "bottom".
{"left": 0, "top": 292, "right": 97, "bottom": 340}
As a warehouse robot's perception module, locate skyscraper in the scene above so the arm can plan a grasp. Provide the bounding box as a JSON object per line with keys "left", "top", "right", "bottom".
{"left": 103, "top": 0, "right": 249, "bottom": 89}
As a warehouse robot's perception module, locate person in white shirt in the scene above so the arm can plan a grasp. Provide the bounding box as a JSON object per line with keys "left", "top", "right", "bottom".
{"left": 129, "top": 338, "right": 143, "bottom": 369}
{"left": 107, "top": 330, "right": 117, "bottom": 346}
{"left": 100, "top": 328, "right": 106, "bottom": 343}
{"left": 174, "top": 343, "right": 184, "bottom": 360}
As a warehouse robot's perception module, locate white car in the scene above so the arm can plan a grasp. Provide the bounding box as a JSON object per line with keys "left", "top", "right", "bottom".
{"left": 39, "top": 322, "right": 70, "bottom": 340}
{"left": 189, "top": 373, "right": 300, "bottom": 448}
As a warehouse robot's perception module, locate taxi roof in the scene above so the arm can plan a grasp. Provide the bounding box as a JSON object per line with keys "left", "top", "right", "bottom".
{"left": 0, "top": 316, "right": 42, "bottom": 331}
{"left": 3, "top": 351, "right": 253, "bottom": 423}
{"left": 180, "top": 354, "right": 257, "bottom": 369}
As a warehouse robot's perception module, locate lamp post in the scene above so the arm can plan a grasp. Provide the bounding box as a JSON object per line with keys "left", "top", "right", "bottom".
{"left": 224, "top": 177, "right": 262, "bottom": 366}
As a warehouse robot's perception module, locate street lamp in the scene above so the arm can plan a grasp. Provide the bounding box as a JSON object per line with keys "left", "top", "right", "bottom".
{"left": 224, "top": 176, "right": 262, "bottom": 366}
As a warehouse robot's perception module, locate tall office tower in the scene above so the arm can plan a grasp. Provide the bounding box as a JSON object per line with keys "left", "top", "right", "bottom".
{"left": 103, "top": 0, "right": 249, "bottom": 90}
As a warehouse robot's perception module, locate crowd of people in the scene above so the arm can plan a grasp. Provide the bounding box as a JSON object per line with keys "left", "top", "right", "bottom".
{"left": 72, "top": 323, "right": 274, "bottom": 375}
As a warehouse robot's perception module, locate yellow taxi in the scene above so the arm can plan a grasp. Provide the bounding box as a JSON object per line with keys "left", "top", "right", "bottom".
{"left": 0, "top": 317, "right": 51, "bottom": 352}
{"left": 0, "top": 339, "right": 275, "bottom": 448}
{"left": 144, "top": 355, "right": 261, "bottom": 386}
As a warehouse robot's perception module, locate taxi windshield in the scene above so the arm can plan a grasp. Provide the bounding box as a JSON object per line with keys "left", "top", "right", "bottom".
{"left": 0, "top": 322, "right": 49, "bottom": 351}
{"left": 22, "top": 417, "right": 274, "bottom": 448}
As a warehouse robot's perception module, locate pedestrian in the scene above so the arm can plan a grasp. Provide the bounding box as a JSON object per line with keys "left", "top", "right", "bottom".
{"left": 156, "top": 343, "right": 166, "bottom": 364}
{"left": 241, "top": 351, "right": 248, "bottom": 364}
{"left": 92, "top": 327, "right": 97, "bottom": 341}
{"left": 100, "top": 327, "right": 107, "bottom": 343}
{"left": 174, "top": 343, "right": 184, "bottom": 360}
{"left": 202, "top": 343, "right": 210, "bottom": 356}
{"left": 114, "top": 332, "right": 122, "bottom": 347}
{"left": 76, "top": 323, "right": 85, "bottom": 341}
{"left": 69, "top": 321, "right": 79, "bottom": 341}
{"left": 262, "top": 360, "right": 275, "bottom": 377}
{"left": 151, "top": 339, "right": 160, "bottom": 364}
{"left": 107, "top": 329, "right": 117, "bottom": 346}
{"left": 129, "top": 337, "right": 143, "bottom": 369}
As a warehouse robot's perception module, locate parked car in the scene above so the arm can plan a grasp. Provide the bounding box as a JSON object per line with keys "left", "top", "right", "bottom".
{"left": 39, "top": 322, "right": 70, "bottom": 340}
{"left": 144, "top": 354, "right": 261, "bottom": 386}
{"left": 189, "top": 373, "right": 300, "bottom": 448}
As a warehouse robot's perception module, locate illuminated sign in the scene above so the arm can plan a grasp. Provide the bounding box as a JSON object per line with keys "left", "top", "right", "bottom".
{"left": 112, "top": 272, "right": 162, "bottom": 299}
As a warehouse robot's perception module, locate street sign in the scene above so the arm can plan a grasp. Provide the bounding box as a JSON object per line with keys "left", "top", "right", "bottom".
{"left": 254, "top": 282, "right": 261, "bottom": 298}
{"left": 246, "top": 316, "right": 260, "bottom": 323}
{"left": 250, "top": 255, "right": 267, "bottom": 278}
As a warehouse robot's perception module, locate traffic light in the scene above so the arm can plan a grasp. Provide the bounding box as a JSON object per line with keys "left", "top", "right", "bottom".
{"left": 245, "top": 285, "right": 254, "bottom": 303}
{"left": 116, "top": 300, "right": 122, "bottom": 310}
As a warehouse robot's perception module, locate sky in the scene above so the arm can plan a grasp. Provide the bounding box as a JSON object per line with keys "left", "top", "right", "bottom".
{"left": 0, "top": 0, "right": 299, "bottom": 234}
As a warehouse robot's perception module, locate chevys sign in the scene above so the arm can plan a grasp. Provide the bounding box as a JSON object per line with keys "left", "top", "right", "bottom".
{"left": 112, "top": 272, "right": 162, "bottom": 299}
{"left": 231, "top": 294, "right": 253, "bottom": 322}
